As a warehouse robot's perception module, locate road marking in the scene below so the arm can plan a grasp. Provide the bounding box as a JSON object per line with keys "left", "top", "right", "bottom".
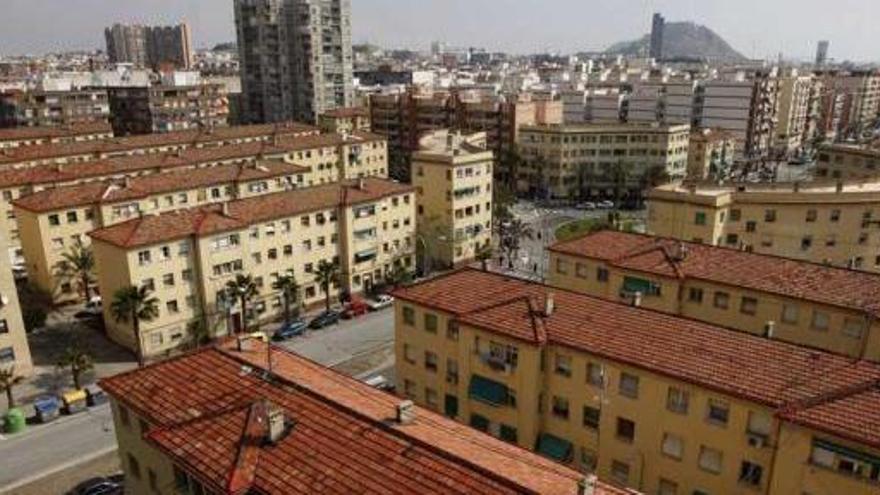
{"left": 0, "top": 445, "right": 117, "bottom": 494}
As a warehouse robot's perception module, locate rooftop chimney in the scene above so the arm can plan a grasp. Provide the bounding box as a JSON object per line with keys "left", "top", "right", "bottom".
{"left": 793, "top": 181, "right": 800, "bottom": 193}
{"left": 544, "top": 293, "right": 555, "bottom": 317}
{"left": 672, "top": 242, "right": 688, "bottom": 261}
{"left": 236, "top": 335, "right": 252, "bottom": 352}
{"left": 764, "top": 321, "right": 776, "bottom": 339}
{"left": 446, "top": 132, "right": 455, "bottom": 150}
{"left": 577, "top": 475, "right": 598, "bottom": 495}
{"left": 266, "top": 403, "right": 288, "bottom": 444}
{"left": 632, "top": 292, "right": 643, "bottom": 307}
{"left": 358, "top": 178, "right": 366, "bottom": 190}
{"left": 222, "top": 202, "right": 230, "bottom": 216}
{"left": 836, "top": 181, "right": 844, "bottom": 193}
{"left": 396, "top": 400, "right": 416, "bottom": 425}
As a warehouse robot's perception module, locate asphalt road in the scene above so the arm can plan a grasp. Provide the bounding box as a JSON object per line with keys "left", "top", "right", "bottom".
{"left": 0, "top": 307, "right": 397, "bottom": 494}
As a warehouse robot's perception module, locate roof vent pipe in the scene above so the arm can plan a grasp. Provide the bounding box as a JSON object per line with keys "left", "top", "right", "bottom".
{"left": 764, "top": 321, "right": 775, "bottom": 339}
{"left": 577, "top": 475, "right": 597, "bottom": 495}
{"left": 396, "top": 400, "right": 416, "bottom": 425}
{"left": 544, "top": 293, "right": 555, "bottom": 317}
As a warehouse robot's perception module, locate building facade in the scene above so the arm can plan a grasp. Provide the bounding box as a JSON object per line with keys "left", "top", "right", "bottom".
{"left": 686, "top": 128, "right": 736, "bottom": 179}
{"left": 318, "top": 107, "right": 371, "bottom": 134}
{"left": 234, "top": 0, "right": 354, "bottom": 124}
{"left": 104, "top": 23, "right": 193, "bottom": 69}
{"left": 647, "top": 180, "right": 880, "bottom": 273}
{"left": 89, "top": 178, "right": 414, "bottom": 358}
{"left": 107, "top": 84, "right": 230, "bottom": 135}
{"left": 548, "top": 230, "right": 880, "bottom": 360}
{"left": 815, "top": 144, "right": 880, "bottom": 180}
{"left": 0, "top": 231, "right": 32, "bottom": 378}
{"left": 0, "top": 123, "right": 113, "bottom": 149}
{"left": 394, "top": 268, "right": 880, "bottom": 495}
{"left": 0, "top": 89, "right": 110, "bottom": 128}
{"left": 412, "top": 131, "right": 493, "bottom": 269}
{"left": 516, "top": 123, "right": 690, "bottom": 201}
{"left": 774, "top": 75, "right": 814, "bottom": 157}
{"left": 100, "top": 339, "right": 621, "bottom": 495}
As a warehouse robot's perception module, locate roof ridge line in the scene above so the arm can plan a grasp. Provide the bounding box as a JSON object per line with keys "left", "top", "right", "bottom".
{"left": 782, "top": 377, "right": 880, "bottom": 414}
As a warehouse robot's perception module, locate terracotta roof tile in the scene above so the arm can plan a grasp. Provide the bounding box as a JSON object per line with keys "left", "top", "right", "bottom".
{"left": 0, "top": 122, "right": 318, "bottom": 165}
{"left": 393, "top": 269, "right": 880, "bottom": 448}
{"left": 321, "top": 107, "right": 368, "bottom": 118}
{"left": 0, "top": 122, "right": 113, "bottom": 143}
{"left": 88, "top": 178, "right": 415, "bottom": 249}
{"left": 549, "top": 231, "right": 880, "bottom": 317}
{"left": 13, "top": 161, "right": 308, "bottom": 213}
{"left": 100, "top": 342, "right": 619, "bottom": 495}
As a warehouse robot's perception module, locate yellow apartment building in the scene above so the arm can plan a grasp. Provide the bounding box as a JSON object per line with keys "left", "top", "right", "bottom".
{"left": 815, "top": 144, "right": 880, "bottom": 180}
{"left": 393, "top": 268, "right": 880, "bottom": 495}
{"left": 318, "top": 107, "right": 371, "bottom": 134}
{"left": 88, "top": 178, "right": 416, "bottom": 358}
{"left": 412, "top": 130, "right": 493, "bottom": 268}
{"left": 99, "top": 339, "right": 625, "bottom": 495}
{"left": 0, "top": 121, "right": 318, "bottom": 170}
{"left": 687, "top": 129, "right": 736, "bottom": 180}
{"left": 0, "top": 122, "right": 114, "bottom": 149}
{"left": 516, "top": 123, "right": 690, "bottom": 200}
{"left": 0, "top": 131, "right": 389, "bottom": 263}
{"left": 14, "top": 161, "right": 309, "bottom": 303}
{"left": 0, "top": 231, "right": 32, "bottom": 378}
{"left": 646, "top": 180, "right": 880, "bottom": 272}
{"left": 547, "top": 230, "right": 880, "bottom": 361}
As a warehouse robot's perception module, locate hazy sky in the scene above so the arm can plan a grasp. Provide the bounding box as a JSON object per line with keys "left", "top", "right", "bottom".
{"left": 1, "top": 0, "right": 878, "bottom": 61}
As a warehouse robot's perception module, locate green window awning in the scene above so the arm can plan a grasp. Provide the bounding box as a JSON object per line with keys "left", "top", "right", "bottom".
{"left": 536, "top": 433, "right": 573, "bottom": 463}
{"left": 814, "top": 439, "right": 880, "bottom": 466}
{"left": 468, "top": 375, "right": 509, "bottom": 407}
{"left": 623, "top": 277, "right": 652, "bottom": 294}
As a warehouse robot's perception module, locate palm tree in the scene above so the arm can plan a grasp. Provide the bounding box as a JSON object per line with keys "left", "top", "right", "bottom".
{"left": 56, "top": 345, "right": 94, "bottom": 390}
{"left": 475, "top": 243, "right": 493, "bottom": 271}
{"left": 313, "top": 260, "right": 340, "bottom": 312}
{"left": 110, "top": 286, "right": 159, "bottom": 367}
{"left": 53, "top": 240, "right": 95, "bottom": 303}
{"left": 225, "top": 274, "right": 259, "bottom": 334}
{"left": 272, "top": 270, "right": 301, "bottom": 324}
{"left": 610, "top": 160, "right": 629, "bottom": 210}
{"left": 0, "top": 367, "right": 24, "bottom": 410}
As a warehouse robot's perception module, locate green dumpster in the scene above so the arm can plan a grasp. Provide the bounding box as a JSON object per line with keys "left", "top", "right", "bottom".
{"left": 3, "top": 407, "right": 27, "bottom": 434}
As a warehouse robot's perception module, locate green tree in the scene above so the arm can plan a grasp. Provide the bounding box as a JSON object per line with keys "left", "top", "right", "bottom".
{"left": 110, "top": 285, "right": 159, "bottom": 367}
{"left": 0, "top": 367, "right": 24, "bottom": 409}
{"left": 18, "top": 283, "right": 52, "bottom": 332}
{"left": 225, "top": 274, "right": 259, "bottom": 334}
{"left": 492, "top": 182, "right": 517, "bottom": 224}
{"left": 56, "top": 344, "right": 94, "bottom": 390}
{"left": 610, "top": 159, "right": 630, "bottom": 209}
{"left": 498, "top": 147, "right": 524, "bottom": 190}
{"left": 313, "top": 260, "right": 340, "bottom": 312}
{"left": 272, "top": 270, "right": 301, "bottom": 324}
{"left": 53, "top": 240, "right": 95, "bottom": 303}
{"left": 475, "top": 242, "right": 493, "bottom": 271}
{"left": 185, "top": 319, "right": 212, "bottom": 350}
{"left": 495, "top": 218, "right": 534, "bottom": 269}
{"left": 384, "top": 264, "right": 413, "bottom": 290}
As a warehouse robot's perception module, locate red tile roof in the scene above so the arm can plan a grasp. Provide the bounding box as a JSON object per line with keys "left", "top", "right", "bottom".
{"left": 100, "top": 341, "right": 625, "bottom": 495}
{"left": 0, "top": 122, "right": 113, "bottom": 143}
{"left": 549, "top": 230, "right": 880, "bottom": 318}
{"left": 393, "top": 269, "right": 880, "bottom": 449}
{"left": 13, "top": 161, "right": 308, "bottom": 213}
{"left": 0, "top": 122, "right": 318, "bottom": 165}
{"left": 88, "top": 178, "right": 414, "bottom": 249}
{"left": 321, "top": 107, "right": 368, "bottom": 119}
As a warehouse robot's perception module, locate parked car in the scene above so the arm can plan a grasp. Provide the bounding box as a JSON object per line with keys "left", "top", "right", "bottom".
{"left": 71, "top": 476, "right": 123, "bottom": 495}
{"left": 11, "top": 264, "right": 27, "bottom": 281}
{"left": 342, "top": 298, "right": 369, "bottom": 319}
{"left": 597, "top": 200, "right": 615, "bottom": 209}
{"left": 309, "top": 310, "right": 341, "bottom": 329}
{"left": 75, "top": 297, "right": 103, "bottom": 319}
{"left": 575, "top": 202, "right": 597, "bottom": 211}
{"left": 366, "top": 294, "right": 395, "bottom": 311}
{"left": 272, "top": 319, "right": 307, "bottom": 341}
{"left": 363, "top": 374, "right": 394, "bottom": 392}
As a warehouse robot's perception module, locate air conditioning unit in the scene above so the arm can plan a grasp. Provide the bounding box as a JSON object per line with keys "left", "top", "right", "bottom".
{"left": 747, "top": 432, "right": 768, "bottom": 448}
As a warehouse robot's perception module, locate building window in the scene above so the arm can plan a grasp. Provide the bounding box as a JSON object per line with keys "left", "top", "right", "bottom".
{"left": 587, "top": 362, "right": 605, "bottom": 388}
{"left": 424, "top": 351, "right": 438, "bottom": 372}
{"left": 729, "top": 209, "right": 741, "bottom": 222}
{"left": 805, "top": 209, "right": 817, "bottom": 222}
{"left": 830, "top": 209, "right": 841, "bottom": 222}
{"left": 811, "top": 310, "right": 830, "bottom": 331}
{"left": 499, "top": 424, "right": 518, "bottom": 444}
{"left": 658, "top": 478, "right": 678, "bottom": 495}
{"left": 661, "top": 432, "right": 684, "bottom": 460}
{"left": 470, "top": 414, "right": 490, "bottom": 432}
{"left": 576, "top": 263, "right": 589, "bottom": 278}
{"left": 688, "top": 287, "right": 704, "bottom": 303}
{"left": 138, "top": 250, "right": 151, "bottom": 266}
{"left": 698, "top": 446, "right": 723, "bottom": 474}
{"left": 556, "top": 258, "right": 568, "bottom": 274}
{"left": 596, "top": 267, "right": 609, "bottom": 282}
{"left": 583, "top": 406, "right": 600, "bottom": 429}
{"left": 166, "top": 300, "right": 179, "bottom": 314}
{"left": 444, "top": 394, "right": 458, "bottom": 418}
{"left": 0, "top": 347, "right": 15, "bottom": 364}
{"left": 555, "top": 354, "right": 572, "bottom": 377}
{"left": 764, "top": 210, "right": 776, "bottom": 222}
{"left": 546, "top": 394, "right": 570, "bottom": 419}
{"left": 707, "top": 399, "right": 730, "bottom": 426}
{"left": 610, "top": 460, "right": 630, "bottom": 485}
{"left": 0, "top": 320, "right": 7, "bottom": 334}
{"left": 446, "top": 321, "right": 459, "bottom": 341}
{"left": 48, "top": 214, "right": 60, "bottom": 226}
{"left": 740, "top": 297, "right": 758, "bottom": 316}
{"left": 694, "top": 212, "right": 707, "bottom": 226}
{"left": 843, "top": 318, "right": 866, "bottom": 339}
{"left": 128, "top": 453, "right": 141, "bottom": 479}
{"left": 424, "top": 313, "right": 438, "bottom": 333}
{"left": 745, "top": 221, "right": 757, "bottom": 233}
{"left": 713, "top": 292, "right": 729, "bottom": 309}
{"left": 403, "top": 379, "right": 416, "bottom": 398}
{"left": 739, "top": 461, "right": 763, "bottom": 486}
{"left": 163, "top": 273, "right": 175, "bottom": 287}
{"left": 619, "top": 372, "right": 639, "bottom": 399}
{"left": 666, "top": 387, "right": 690, "bottom": 414}
{"left": 616, "top": 417, "right": 635, "bottom": 442}
{"left": 801, "top": 236, "right": 813, "bottom": 250}
{"left": 425, "top": 388, "right": 438, "bottom": 409}
{"left": 402, "top": 306, "right": 415, "bottom": 325}
{"left": 781, "top": 304, "right": 799, "bottom": 324}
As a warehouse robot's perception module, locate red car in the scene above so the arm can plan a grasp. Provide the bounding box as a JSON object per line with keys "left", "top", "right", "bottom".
{"left": 341, "top": 298, "right": 369, "bottom": 319}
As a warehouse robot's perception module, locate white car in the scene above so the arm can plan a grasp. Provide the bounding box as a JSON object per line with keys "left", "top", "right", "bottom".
{"left": 366, "top": 294, "right": 395, "bottom": 311}
{"left": 597, "top": 200, "right": 615, "bottom": 209}
{"left": 84, "top": 297, "right": 103, "bottom": 316}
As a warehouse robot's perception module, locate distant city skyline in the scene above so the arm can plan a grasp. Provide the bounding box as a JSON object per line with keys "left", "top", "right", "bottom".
{"left": 1, "top": 0, "right": 878, "bottom": 62}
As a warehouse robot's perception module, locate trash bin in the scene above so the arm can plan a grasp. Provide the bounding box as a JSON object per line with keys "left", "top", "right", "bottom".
{"left": 33, "top": 395, "right": 60, "bottom": 424}
{"left": 62, "top": 389, "right": 88, "bottom": 415}
{"left": 85, "top": 384, "right": 108, "bottom": 407}
{"left": 3, "top": 408, "right": 26, "bottom": 434}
